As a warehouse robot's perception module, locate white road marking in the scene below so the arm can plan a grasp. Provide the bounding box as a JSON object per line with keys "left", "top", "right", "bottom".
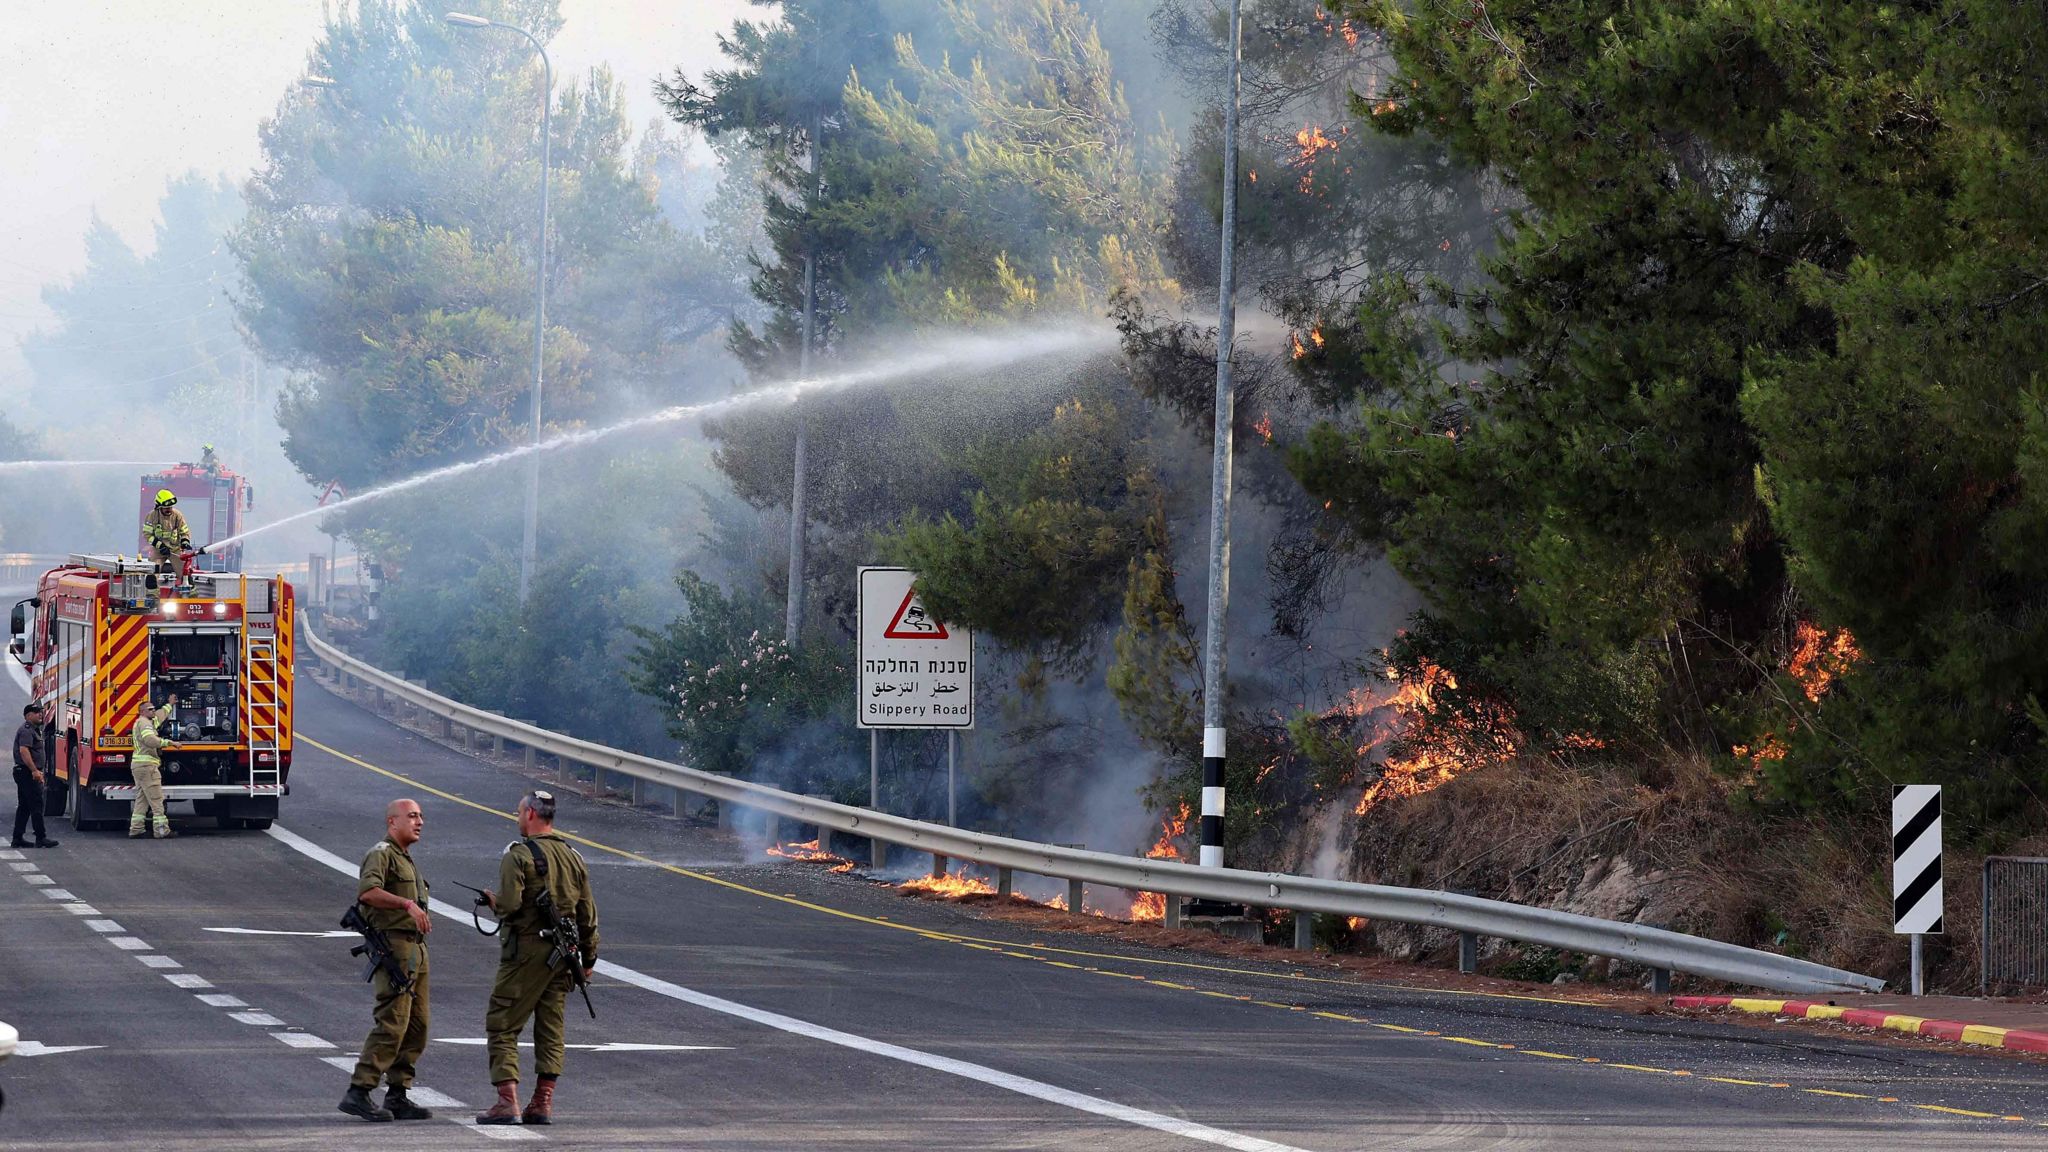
{"left": 164, "top": 973, "right": 212, "bottom": 989}
{"left": 196, "top": 993, "right": 247, "bottom": 1008}
{"left": 13, "top": 1041, "right": 105, "bottom": 1057}
{"left": 63, "top": 902, "right": 99, "bottom": 915}
{"left": 24, "top": 873, "right": 54, "bottom": 885}
{"left": 202, "top": 926, "right": 358, "bottom": 938}
{"left": 270, "top": 822, "right": 1313, "bottom": 1152}
{"left": 271, "top": 1032, "right": 335, "bottom": 1049}
{"left": 230, "top": 1011, "right": 286, "bottom": 1027}
{"left": 432, "top": 1038, "right": 728, "bottom": 1053}
{"left": 136, "top": 955, "right": 181, "bottom": 969}
{"left": 107, "top": 936, "right": 151, "bottom": 951}
{"left": 405, "top": 1087, "right": 467, "bottom": 1109}
{"left": 85, "top": 919, "right": 124, "bottom": 933}
{"left": 41, "top": 888, "right": 75, "bottom": 899}
{"left": 0, "top": 848, "right": 23, "bottom": 860}
{"left": 9, "top": 861, "right": 38, "bottom": 871}
{"left": 319, "top": 1055, "right": 357, "bottom": 1072}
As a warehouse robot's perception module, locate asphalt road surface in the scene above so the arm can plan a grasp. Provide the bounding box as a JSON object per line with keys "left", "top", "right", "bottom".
{"left": 5, "top": 670, "right": 2048, "bottom": 1150}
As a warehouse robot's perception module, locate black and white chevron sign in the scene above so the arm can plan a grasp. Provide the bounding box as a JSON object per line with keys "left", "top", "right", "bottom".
{"left": 1892, "top": 784, "right": 1943, "bottom": 935}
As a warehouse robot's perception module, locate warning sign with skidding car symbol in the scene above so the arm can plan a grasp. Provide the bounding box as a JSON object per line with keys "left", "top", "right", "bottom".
{"left": 858, "top": 566, "right": 973, "bottom": 729}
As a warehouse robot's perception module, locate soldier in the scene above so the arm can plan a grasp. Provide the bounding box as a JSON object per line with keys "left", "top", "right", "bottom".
{"left": 474, "top": 790, "right": 598, "bottom": 1126}
{"left": 128, "top": 694, "right": 177, "bottom": 839}
{"left": 340, "top": 799, "right": 434, "bottom": 1123}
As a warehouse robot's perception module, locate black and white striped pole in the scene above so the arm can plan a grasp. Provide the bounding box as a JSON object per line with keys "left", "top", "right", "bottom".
{"left": 1892, "top": 784, "right": 1943, "bottom": 997}
{"left": 1196, "top": 0, "right": 1244, "bottom": 883}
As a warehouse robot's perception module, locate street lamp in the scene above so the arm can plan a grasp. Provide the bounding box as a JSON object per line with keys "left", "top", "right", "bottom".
{"left": 446, "top": 10, "right": 551, "bottom": 603}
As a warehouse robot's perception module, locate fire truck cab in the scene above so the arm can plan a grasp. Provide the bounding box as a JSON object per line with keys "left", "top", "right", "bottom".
{"left": 9, "top": 555, "right": 293, "bottom": 831}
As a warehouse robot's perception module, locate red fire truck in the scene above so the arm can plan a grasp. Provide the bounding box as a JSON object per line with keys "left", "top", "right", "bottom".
{"left": 8, "top": 556, "right": 294, "bottom": 831}
{"left": 141, "top": 456, "right": 254, "bottom": 573}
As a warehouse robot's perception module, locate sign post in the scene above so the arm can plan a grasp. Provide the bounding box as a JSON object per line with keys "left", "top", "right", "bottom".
{"left": 1892, "top": 784, "right": 1943, "bottom": 996}
{"left": 858, "top": 568, "right": 974, "bottom": 854}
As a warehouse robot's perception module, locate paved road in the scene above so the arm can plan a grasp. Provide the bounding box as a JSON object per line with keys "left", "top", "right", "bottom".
{"left": 4, "top": 672, "right": 2048, "bottom": 1150}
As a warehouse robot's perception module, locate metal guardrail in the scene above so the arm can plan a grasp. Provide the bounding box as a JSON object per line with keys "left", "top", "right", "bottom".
{"left": 1982, "top": 856, "right": 2048, "bottom": 995}
{"left": 300, "top": 622, "right": 1884, "bottom": 995}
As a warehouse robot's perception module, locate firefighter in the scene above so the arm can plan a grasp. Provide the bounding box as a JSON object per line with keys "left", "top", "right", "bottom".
{"left": 128, "top": 694, "right": 177, "bottom": 839}
{"left": 473, "top": 790, "right": 598, "bottom": 1126}
{"left": 142, "top": 490, "right": 191, "bottom": 569}
{"left": 199, "top": 444, "right": 219, "bottom": 473}
{"left": 341, "top": 799, "right": 434, "bottom": 1124}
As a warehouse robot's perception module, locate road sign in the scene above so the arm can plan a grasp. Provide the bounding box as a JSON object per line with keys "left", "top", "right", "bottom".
{"left": 858, "top": 567, "right": 972, "bottom": 729}
{"left": 1893, "top": 784, "right": 1943, "bottom": 935}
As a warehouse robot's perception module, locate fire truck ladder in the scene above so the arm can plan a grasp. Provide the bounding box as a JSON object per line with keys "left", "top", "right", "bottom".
{"left": 244, "top": 630, "right": 282, "bottom": 793}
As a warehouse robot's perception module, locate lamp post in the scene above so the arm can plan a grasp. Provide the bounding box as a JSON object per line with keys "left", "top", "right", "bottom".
{"left": 446, "top": 11, "right": 551, "bottom": 602}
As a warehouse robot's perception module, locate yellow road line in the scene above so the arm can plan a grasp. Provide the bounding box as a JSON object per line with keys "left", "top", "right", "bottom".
{"left": 1912, "top": 1105, "right": 2002, "bottom": 1119}
{"left": 1803, "top": 1089, "right": 1873, "bottom": 1100}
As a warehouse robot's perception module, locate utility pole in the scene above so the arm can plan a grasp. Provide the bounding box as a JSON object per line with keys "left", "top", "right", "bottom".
{"left": 446, "top": 12, "right": 551, "bottom": 603}
{"left": 1197, "top": 0, "right": 1244, "bottom": 875}
{"left": 784, "top": 108, "right": 822, "bottom": 644}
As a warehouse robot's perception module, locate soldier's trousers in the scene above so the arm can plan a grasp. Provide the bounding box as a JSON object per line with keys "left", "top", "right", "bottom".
{"left": 352, "top": 935, "right": 429, "bottom": 1090}
{"left": 484, "top": 933, "right": 571, "bottom": 1084}
{"left": 128, "top": 762, "right": 167, "bottom": 829}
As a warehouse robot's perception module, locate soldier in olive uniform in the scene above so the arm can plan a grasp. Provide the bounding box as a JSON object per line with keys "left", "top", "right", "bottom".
{"left": 474, "top": 790, "right": 598, "bottom": 1126}
{"left": 340, "top": 799, "right": 435, "bottom": 1123}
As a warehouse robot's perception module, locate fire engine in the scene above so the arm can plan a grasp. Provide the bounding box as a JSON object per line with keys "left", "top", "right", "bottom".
{"left": 141, "top": 458, "right": 254, "bottom": 573}
{"left": 8, "top": 556, "right": 293, "bottom": 831}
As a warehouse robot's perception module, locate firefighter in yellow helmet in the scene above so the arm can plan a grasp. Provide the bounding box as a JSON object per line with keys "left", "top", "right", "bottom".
{"left": 142, "top": 489, "right": 191, "bottom": 570}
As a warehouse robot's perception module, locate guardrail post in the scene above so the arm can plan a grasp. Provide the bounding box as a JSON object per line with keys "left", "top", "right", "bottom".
{"left": 1650, "top": 967, "right": 1672, "bottom": 994}
{"left": 1293, "top": 912, "right": 1313, "bottom": 951}
{"left": 932, "top": 855, "right": 948, "bottom": 879}
{"left": 1067, "top": 877, "right": 1085, "bottom": 915}
{"left": 1458, "top": 931, "right": 1478, "bottom": 974}
{"left": 997, "top": 867, "right": 1012, "bottom": 898}
{"left": 437, "top": 715, "right": 452, "bottom": 740}
{"left": 1165, "top": 895, "right": 1181, "bottom": 929}
{"left": 870, "top": 836, "right": 885, "bottom": 870}
{"left": 631, "top": 775, "right": 645, "bottom": 808}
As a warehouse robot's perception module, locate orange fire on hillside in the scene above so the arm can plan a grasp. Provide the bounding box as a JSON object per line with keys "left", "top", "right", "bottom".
{"left": 1129, "top": 802, "right": 1191, "bottom": 922}
{"left": 1788, "top": 621, "right": 1862, "bottom": 703}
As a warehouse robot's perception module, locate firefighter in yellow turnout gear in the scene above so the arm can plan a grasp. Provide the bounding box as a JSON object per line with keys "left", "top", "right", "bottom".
{"left": 474, "top": 790, "right": 598, "bottom": 1126}
{"left": 128, "top": 695, "right": 176, "bottom": 838}
{"left": 142, "top": 490, "right": 191, "bottom": 568}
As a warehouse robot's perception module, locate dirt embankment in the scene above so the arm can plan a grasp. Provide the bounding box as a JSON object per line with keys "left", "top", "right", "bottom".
{"left": 1270, "top": 754, "right": 2013, "bottom": 994}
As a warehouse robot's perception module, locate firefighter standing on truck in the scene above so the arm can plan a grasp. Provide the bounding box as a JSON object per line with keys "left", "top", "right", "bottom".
{"left": 128, "top": 695, "right": 177, "bottom": 839}
{"left": 142, "top": 490, "right": 190, "bottom": 569}
{"left": 474, "top": 790, "right": 597, "bottom": 1126}
{"left": 340, "top": 799, "right": 434, "bottom": 1124}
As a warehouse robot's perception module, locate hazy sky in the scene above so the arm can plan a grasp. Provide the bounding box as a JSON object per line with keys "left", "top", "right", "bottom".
{"left": 0, "top": 0, "right": 754, "bottom": 381}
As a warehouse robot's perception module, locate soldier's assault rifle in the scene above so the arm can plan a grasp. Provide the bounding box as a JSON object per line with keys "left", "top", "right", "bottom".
{"left": 339, "top": 904, "right": 411, "bottom": 993}
{"left": 536, "top": 887, "right": 596, "bottom": 1020}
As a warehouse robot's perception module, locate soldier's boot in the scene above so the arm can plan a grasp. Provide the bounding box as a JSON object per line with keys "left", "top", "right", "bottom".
{"left": 383, "top": 1087, "right": 433, "bottom": 1121}
{"left": 521, "top": 1076, "right": 556, "bottom": 1125}
{"left": 152, "top": 816, "right": 174, "bottom": 839}
{"left": 127, "top": 819, "right": 145, "bottom": 838}
{"left": 338, "top": 1085, "right": 394, "bottom": 1122}
{"left": 475, "top": 1081, "right": 521, "bottom": 1125}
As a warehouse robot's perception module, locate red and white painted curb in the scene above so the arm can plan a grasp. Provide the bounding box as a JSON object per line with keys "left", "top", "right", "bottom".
{"left": 1674, "top": 995, "right": 2048, "bottom": 1054}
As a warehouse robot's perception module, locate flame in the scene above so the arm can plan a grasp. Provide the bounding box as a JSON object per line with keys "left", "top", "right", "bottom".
{"left": 1345, "top": 915, "right": 1366, "bottom": 931}
{"left": 1248, "top": 169, "right": 1257, "bottom": 184}
{"left": 1254, "top": 412, "right": 1274, "bottom": 443}
{"left": 1343, "top": 660, "right": 1498, "bottom": 819}
{"left": 1787, "top": 621, "right": 1861, "bottom": 703}
{"left": 900, "top": 872, "right": 996, "bottom": 898}
{"left": 1293, "top": 125, "right": 1339, "bottom": 193}
{"left": 1310, "top": 326, "right": 1325, "bottom": 349}
{"left": 1291, "top": 333, "right": 1307, "bottom": 360}
{"left": 767, "top": 838, "right": 856, "bottom": 873}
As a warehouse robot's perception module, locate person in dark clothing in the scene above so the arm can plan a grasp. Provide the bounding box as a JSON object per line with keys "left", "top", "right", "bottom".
{"left": 11, "top": 703, "right": 58, "bottom": 849}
